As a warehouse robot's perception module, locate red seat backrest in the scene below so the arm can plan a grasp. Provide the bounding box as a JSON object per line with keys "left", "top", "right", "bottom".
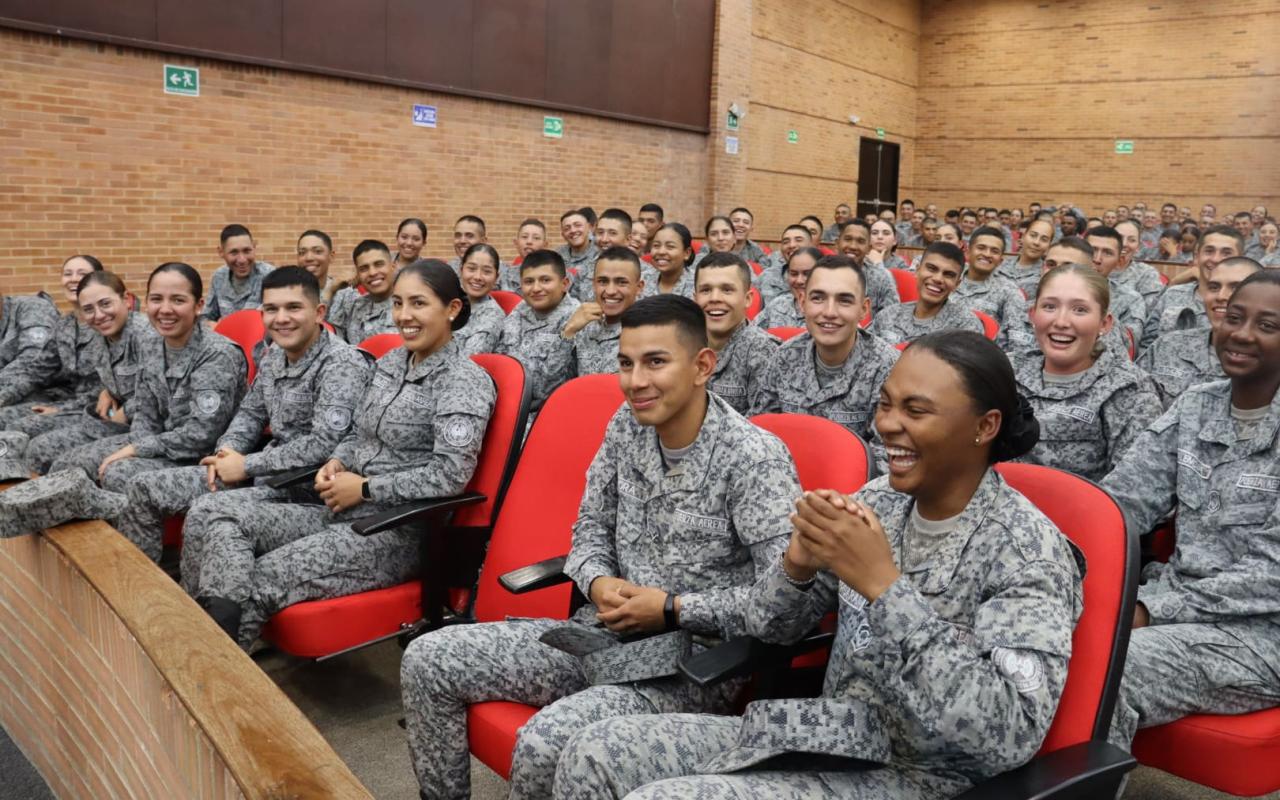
{"left": 745, "top": 288, "right": 762, "bottom": 320}
{"left": 974, "top": 310, "right": 999, "bottom": 341}
{"left": 994, "top": 462, "right": 1137, "bottom": 751}
{"left": 750, "top": 414, "right": 868, "bottom": 493}
{"left": 472, "top": 375, "right": 625, "bottom": 623}
{"left": 455, "top": 355, "right": 529, "bottom": 527}
{"left": 356, "top": 332, "right": 404, "bottom": 359}
{"left": 766, "top": 326, "right": 805, "bottom": 341}
{"left": 748, "top": 261, "right": 764, "bottom": 276}
{"left": 490, "top": 290, "right": 522, "bottom": 314}
{"left": 889, "top": 267, "right": 918, "bottom": 302}
{"left": 213, "top": 308, "right": 265, "bottom": 383}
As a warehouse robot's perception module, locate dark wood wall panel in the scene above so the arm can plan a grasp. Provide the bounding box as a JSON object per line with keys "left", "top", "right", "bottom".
{"left": 0, "top": 0, "right": 713, "bottom": 131}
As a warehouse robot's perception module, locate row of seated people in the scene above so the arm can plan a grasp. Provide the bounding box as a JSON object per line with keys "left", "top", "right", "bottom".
{"left": 0, "top": 215, "right": 1275, "bottom": 795}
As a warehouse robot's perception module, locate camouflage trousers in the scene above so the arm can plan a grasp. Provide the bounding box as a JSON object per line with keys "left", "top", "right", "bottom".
{"left": 45, "top": 433, "right": 184, "bottom": 493}
{"left": 26, "top": 417, "right": 130, "bottom": 475}
{"left": 113, "top": 463, "right": 245, "bottom": 562}
{"left": 552, "top": 713, "right": 961, "bottom": 800}
{"left": 1108, "top": 622, "right": 1280, "bottom": 750}
{"left": 0, "top": 403, "right": 81, "bottom": 438}
{"left": 400, "top": 619, "right": 739, "bottom": 800}
{"left": 181, "top": 488, "right": 419, "bottom": 648}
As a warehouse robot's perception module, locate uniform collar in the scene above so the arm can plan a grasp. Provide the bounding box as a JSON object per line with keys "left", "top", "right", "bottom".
{"left": 402, "top": 338, "right": 461, "bottom": 382}
{"left": 712, "top": 320, "right": 751, "bottom": 376}
{"left": 632, "top": 392, "right": 728, "bottom": 499}
{"left": 272, "top": 328, "right": 332, "bottom": 378}
{"left": 1017, "top": 345, "right": 1119, "bottom": 398}
{"left": 1196, "top": 379, "right": 1280, "bottom": 452}
{"left": 798, "top": 331, "right": 882, "bottom": 401}
{"left": 890, "top": 468, "right": 1003, "bottom": 591}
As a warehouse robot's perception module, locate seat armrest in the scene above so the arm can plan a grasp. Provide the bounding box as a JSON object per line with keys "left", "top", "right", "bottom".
{"left": 499, "top": 556, "right": 570, "bottom": 594}
{"left": 263, "top": 465, "right": 321, "bottom": 490}
{"left": 678, "top": 631, "right": 835, "bottom": 688}
{"left": 952, "top": 741, "right": 1136, "bottom": 800}
{"left": 350, "top": 492, "right": 486, "bottom": 536}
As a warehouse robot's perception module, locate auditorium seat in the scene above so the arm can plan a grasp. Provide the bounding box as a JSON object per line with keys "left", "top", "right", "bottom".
{"left": 745, "top": 287, "right": 762, "bottom": 320}
{"left": 355, "top": 332, "right": 403, "bottom": 359}
{"left": 213, "top": 309, "right": 265, "bottom": 383}
{"left": 766, "top": 326, "right": 805, "bottom": 341}
{"left": 889, "top": 267, "right": 917, "bottom": 302}
{"left": 490, "top": 290, "right": 522, "bottom": 314}
{"left": 974, "top": 309, "right": 999, "bottom": 340}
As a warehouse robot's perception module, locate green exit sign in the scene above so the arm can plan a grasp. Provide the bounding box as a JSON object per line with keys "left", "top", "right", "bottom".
{"left": 164, "top": 64, "right": 199, "bottom": 96}
{"left": 543, "top": 116, "right": 564, "bottom": 139}
{"left": 786, "top": 129, "right": 798, "bottom": 144}
{"left": 876, "top": 127, "right": 886, "bottom": 139}
{"left": 1114, "top": 139, "right": 1134, "bottom": 154}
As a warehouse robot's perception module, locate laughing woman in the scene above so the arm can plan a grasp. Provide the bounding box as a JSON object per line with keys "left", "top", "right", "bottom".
{"left": 1013, "top": 264, "right": 1160, "bottom": 482}
{"left": 550, "top": 331, "right": 1083, "bottom": 800}
{"left": 1000, "top": 215, "right": 1056, "bottom": 297}
{"left": 454, "top": 243, "right": 507, "bottom": 356}
{"left": 641, "top": 223, "right": 697, "bottom": 299}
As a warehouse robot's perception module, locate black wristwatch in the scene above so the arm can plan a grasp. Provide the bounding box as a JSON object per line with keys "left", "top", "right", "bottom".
{"left": 663, "top": 593, "right": 679, "bottom": 631}
{"left": 360, "top": 480, "right": 372, "bottom": 500}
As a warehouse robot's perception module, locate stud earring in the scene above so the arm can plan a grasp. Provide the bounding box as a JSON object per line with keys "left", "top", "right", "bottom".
{"left": 974, "top": 436, "right": 981, "bottom": 445}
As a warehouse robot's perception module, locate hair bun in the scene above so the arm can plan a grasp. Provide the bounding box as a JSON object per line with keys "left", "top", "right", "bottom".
{"left": 993, "top": 392, "right": 1040, "bottom": 461}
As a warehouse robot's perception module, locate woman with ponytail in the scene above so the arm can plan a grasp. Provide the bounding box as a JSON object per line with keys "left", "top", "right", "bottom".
{"left": 1013, "top": 264, "right": 1161, "bottom": 481}
{"left": 640, "top": 222, "right": 697, "bottom": 299}
{"left": 551, "top": 330, "right": 1085, "bottom": 799}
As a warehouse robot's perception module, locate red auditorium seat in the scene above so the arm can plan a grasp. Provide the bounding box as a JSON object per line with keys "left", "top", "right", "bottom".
{"left": 974, "top": 309, "right": 1000, "bottom": 341}
{"left": 258, "top": 354, "right": 530, "bottom": 659}
{"left": 766, "top": 326, "right": 805, "bottom": 341}
{"left": 490, "top": 290, "right": 522, "bottom": 314}
{"left": 745, "top": 288, "right": 762, "bottom": 320}
{"left": 355, "top": 332, "right": 403, "bottom": 359}
{"left": 213, "top": 309, "right": 265, "bottom": 383}
{"left": 748, "top": 261, "right": 763, "bottom": 276}
{"left": 888, "top": 267, "right": 917, "bottom": 302}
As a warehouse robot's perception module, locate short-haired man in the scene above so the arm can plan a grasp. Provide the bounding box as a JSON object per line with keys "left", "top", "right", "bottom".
{"left": 1137, "top": 257, "right": 1262, "bottom": 408}
{"left": 895, "top": 198, "right": 916, "bottom": 242}
{"left": 1234, "top": 211, "right": 1265, "bottom": 259}
{"left": 902, "top": 209, "right": 927, "bottom": 246}
{"left": 1113, "top": 219, "right": 1167, "bottom": 308}
{"left": 822, "top": 203, "right": 852, "bottom": 242}
{"left": 755, "top": 224, "right": 813, "bottom": 305}
{"left": 557, "top": 209, "right": 600, "bottom": 291}
{"left": 400, "top": 294, "right": 802, "bottom": 800}
{"left": 753, "top": 256, "right": 899, "bottom": 442}
{"left": 637, "top": 203, "right": 664, "bottom": 241}
{"left": 871, "top": 242, "right": 984, "bottom": 346}
{"left": 835, "top": 219, "right": 901, "bottom": 316}
{"left": 1199, "top": 203, "right": 1217, "bottom": 227}
{"left": 503, "top": 218, "right": 547, "bottom": 291}
{"left": 1086, "top": 227, "right": 1149, "bottom": 347}
{"left": 570, "top": 209, "right": 632, "bottom": 303}
{"left": 1137, "top": 210, "right": 1164, "bottom": 259}
{"left": 296, "top": 229, "right": 343, "bottom": 303}
{"left": 1159, "top": 203, "right": 1179, "bottom": 234}
{"left": 447, "top": 215, "right": 488, "bottom": 274}
{"left": 204, "top": 224, "right": 274, "bottom": 322}
{"left": 959, "top": 209, "right": 979, "bottom": 237}
{"left": 562, "top": 246, "right": 644, "bottom": 375}
{"left": 337, "top": 240, "right": 400, "bottom": 344}
{"left": 694, "top": 252, "right": 780, "bottom": 413}
{"left": 497, "top": 249, "right": 580, "bottom": 412}
{"left": 728, "top": 207, "right": 767, "bottom": 263}
{"left": 1140, "top": 225, "right": 1245, "bottom": 353}
{"left": 954, "top": 226, "right": 1032, "bottom": 351}
{"left": 114, "top": 267, "right": 372, "bottom": 563}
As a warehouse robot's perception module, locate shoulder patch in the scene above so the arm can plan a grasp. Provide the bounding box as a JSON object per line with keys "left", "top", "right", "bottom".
{"left": 195, "top": 390, "right": 221, "bottom": 416}
{"left": 324, "top": 406, "right": 353, "bottom": 432}
{"left": 993, "top": 647, "right": 1046, "bottom": 694}
{"left": 26, "top": 328, "right": 50, "bottom": 344}
{"left": 0, "top": 440, "right": 8, "bottom": 458}
{"left": 442, "top": 416, "right": 480, "bottom": 449}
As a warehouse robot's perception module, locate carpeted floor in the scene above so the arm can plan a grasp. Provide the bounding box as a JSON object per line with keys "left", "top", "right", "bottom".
{"left": 258, "top": 638, "right": 1278, "bottom": 800}
{"left": 0, "top": 724, "right": 54, "bottom": 800}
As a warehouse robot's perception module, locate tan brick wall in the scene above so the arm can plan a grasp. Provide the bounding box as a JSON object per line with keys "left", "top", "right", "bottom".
{"left": 916, "top": 0, "right": 1280, "bottom": 216}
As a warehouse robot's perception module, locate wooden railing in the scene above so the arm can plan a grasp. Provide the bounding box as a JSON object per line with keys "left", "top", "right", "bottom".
{"left": 0, "top": 510, "right": 371, "bottom": 799}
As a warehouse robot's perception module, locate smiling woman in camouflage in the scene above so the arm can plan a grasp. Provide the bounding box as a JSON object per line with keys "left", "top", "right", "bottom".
{"left": 551, "top": 330, "right": 1083, "bottom": 799}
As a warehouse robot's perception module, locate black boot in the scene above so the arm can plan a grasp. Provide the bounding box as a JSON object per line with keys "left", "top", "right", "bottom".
{"left": 197, "top": 596, "right": 242, "bottom": 642}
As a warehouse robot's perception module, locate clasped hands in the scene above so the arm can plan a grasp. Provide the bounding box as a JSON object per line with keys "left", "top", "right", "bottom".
{"left": 590, "top": 576, "right": 672, "bottom": 635}
{"left": 313, "top": 458, "right": 367, "bottom": 513}
{"left": 785, "top": 489, "right": 901, "bottom": 603}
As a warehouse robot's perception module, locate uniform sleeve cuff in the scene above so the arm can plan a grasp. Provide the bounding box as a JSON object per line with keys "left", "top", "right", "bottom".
{"left": 866, "top": 576, "right": 933, "bottom": 645}
{"left": 130, "top": 436, "right": 160, "bottom": 459}
{"left": 241, "top": 451, "right": 264, "bottom": 477}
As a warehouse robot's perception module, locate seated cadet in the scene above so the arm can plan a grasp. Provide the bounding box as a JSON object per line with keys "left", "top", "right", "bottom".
{"left": 959, "top": 208, "right": 980, "bottom": 238}
{"left": 626, "top": 222, "right": 650, "bottom": 256}
{"left": 822, "top": 202, "right": 851, "bottom": 242}
{"left": 727, "top": 207, "right": 768, "bottom": 263}
{"left": 400, "top": 294, "right": 802, "bottom": 800}
{"left": 754, "top": 246, "right": 820, "bottom": 330}
{"left": 754, "top": 224, "right": 814, "bottom": 305}
{"left": 1105, "top": 270, "right": 1280, "bottom": 753}
{"left": 1259, "top": 219, "right": 1279, "bottom": 267}
{"left": 866, "top": 219, "right": 910, "bottom": 271}
{"left": 870, "top": 242, "right": 984, "bottom": 346}
{"left": 694, "top": 215, "right": 737, "bottom": 265}
{"left": 1140, "top": 225, "right": 1244, "bottom": 353}
{"left": 391, "top": 217, "right": 427, "bottom": 270}
{"left": 640, "top": 223, "right": 698, "bottom": 299}
{"left": 503, "top": 217, "right": 547, "bottom": 291}
{"left": 181, "top": 261, "right": 494, "bottom": 644}
{"left": 1013, "top": 264, "right": 1160, "bottom": 482}
{"left": 496, "top": 250, "right": 580, "bottom": 413}
{"left": 571, "top": 208, "right": 633, "bottom": 302}
{"left": 112, "top": 267, "right": 371, "bottom": 562}
{"left": 0, "top": 285, "right": 59, "bottom": 414}
{"left": 798, "top": 215, "right": 824, "bottom": 244}
{"left": 447, "top": 214, "right": 487, "bottom": 273}
{"left": 752, "top": 256, "right": 898, "bottom": 442}
{"left": 999, "top": 215, "right": 1055, "bottom": 294}
{"left": 0, "top": 255, "right": 101, "bottom": 434}
{"left": 454, "top": 243, "right": 507, "bottom": 356}
{"left": 44, "top": 263, "right": 246, "bottom": 493}
{"left": 336, "top": 240, "right": 400, "bottom": 344}
{"left": 1158, "top": 229, "right": 1186, "bottom": 263}
{"left": 556, "top": 209, "right": 599, "bottom": 286}
{"left": 24, "top": 272, "right": 157, "bottom": 473}
{"left": 1113, "top": 219, "right": 1168, "bottom": 308}
{"left": 1138, "top": 257, "right": 1261, "bottom": 408}
{"left": 953, "top": 226, "right": 1033, "bottom": 351}
{"left": 553, "top": 331, "right": 1083, "bottom": 800}
{"left": 296, "top": 228, "right": 348, "bottom": 305}
{"left": 202, "top": 224, "right": 274, "bottom": 323}
{"left": 835, "top": 219, "right": 900, "bottom": 317}
{"left": 636, "top": 203, "right": 664, "bottom": 252}
{"left": 1235, "top": 211, "right": 1265, "bottom": 259}
{"left": 1086, "top": 226, "right": 1148, "bottom": 346}
{"left": 562, "top": 246, "right": 644, "bottom": 375}
{"left": 694, "top": 252, "right": 780, "bottom": 414}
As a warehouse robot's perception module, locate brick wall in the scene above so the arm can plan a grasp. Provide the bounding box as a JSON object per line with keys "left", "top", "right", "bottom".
{"left": 916, "top": 0, "right": 1280, "bottom": 217}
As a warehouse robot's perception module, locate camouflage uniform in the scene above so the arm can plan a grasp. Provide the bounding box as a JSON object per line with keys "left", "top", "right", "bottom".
{"left": 0, "top": 294, "right": 60, "bottom": 409}
{"left": 453, "top": 295, "right": 505, "bottom": 356}
{"left": 752, "top": 331, "right": 898, "bottom": 443}
{"left": 558, "top": 243, "right": 601, "bottom": 303}
{"left": 707, "top": 321, "right": 779, "bottom": 415}
{"left": 202, "top": 262, "right": 273, "bottom": 322}
{"left": 752, "top": 257, "right": 789, "bottom": 306}
{"left": 869, "top": 299, "right": 984, "bottom": 347}
{"left": 400, "top": 395, "right": 801, "bottom": 800}
{"left": 496, "top": 296, "right": 580, "bottom": 412}
{"left": 1108, "top": 278, "right": 1148, "bottom": 347}
{"left": 1135, "top": 328, "right": 1225, "bottom": 409}
{"left": 1112, "top": 261, "right": 1166, "bottom": 308}
{"left": 553, "top": 469, "right": 1083, "bottom": 800}
{"left": 1103, "top": 380, "right": 1280, "bottom": 749}
{"left": 1140, "top": 283, "right": 1207, "bottom": 354}
{"left": 497, "top": 262, "right": 523, "bottom": 293}
{"left": 114, "top": 331, "right": 370, "bottom": 561}
{"left": 863, "top": 261, "right": 901, "bottom": 318}
{"left": 1012, "top": 346, "right": 1162, "bottom": 482}
{"left": 324, "top": 285, "right": 360, "bottom": 339}
{"left": 753, "top": 294, "right": 805, "bottom": 331}
{"left": 24, "top": 312, "right": 159, "bottom": 473}
{"left": 997, "top": 257, "right": 1043, "bottom": 298}
{"left": 181, "top": 341, "right": 494, "bottom": 646}
{"left": 571, "top": 319, "right": 622, "bottom": 376}
{"left": 336, "top": 293, "right": 397, "bottom": 345}
{"left": 639, "top": 265, "right": 696, "bottom": 300}
{"left": 0, "top": 311, "right": 100, "bottom": 436}
{"left": 736, "top": 241, "right": 768, "bottom": 265}
{"left": 953, "top": 275, "right": 1034, "bottom": 352}
{"left": 45, "top": 323, "right": 246, "bottom": 493}
{"left": 1261, "top": 250, "right": 1280, "bottom": 269}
